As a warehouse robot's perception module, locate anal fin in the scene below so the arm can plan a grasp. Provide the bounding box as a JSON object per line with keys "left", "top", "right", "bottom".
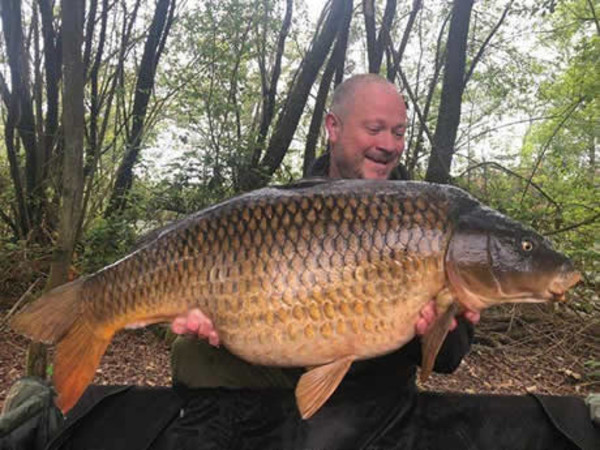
{"left": 295, "top": 355, "right": 354, "bottom": 420}
{"left": 420, "top": 302, "right": 459, "bottom": 382}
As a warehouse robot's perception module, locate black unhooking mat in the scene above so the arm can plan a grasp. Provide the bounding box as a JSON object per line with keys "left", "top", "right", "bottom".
{"left": 36, "top": 383, "right": 600, "bottom": 450}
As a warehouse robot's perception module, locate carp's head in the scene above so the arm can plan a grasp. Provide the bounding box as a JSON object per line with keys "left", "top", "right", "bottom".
{"left": 445, "top": 202, "right": 580, "bottom": 312}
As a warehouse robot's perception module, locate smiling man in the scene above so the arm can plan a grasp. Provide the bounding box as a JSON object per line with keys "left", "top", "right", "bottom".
{"left": 170, "top": 74, "right": 478, "bottom": 399}
{"left": 326, "top": 75, "right": 407, "bottom": 180}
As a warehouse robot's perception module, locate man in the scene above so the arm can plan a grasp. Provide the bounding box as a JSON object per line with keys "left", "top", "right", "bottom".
{"left": 170, "top": 73, "right": 479, "bottom": 395}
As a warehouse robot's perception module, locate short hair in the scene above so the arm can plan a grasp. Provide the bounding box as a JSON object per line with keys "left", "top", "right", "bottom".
{"left": 329, "top": 74, "right": 399, "bottom": 119}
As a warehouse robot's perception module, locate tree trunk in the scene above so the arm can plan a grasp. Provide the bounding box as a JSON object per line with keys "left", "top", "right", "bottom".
{"left": 303, "top": 0, "right": 353, "bottom": 176}
{"left": 373, "top": 0, "right": 397, "bottom": 74}
{"left": 407, "top": 11, "right": 450, "bottom": 176}
{"left": 364, "top": 0, "right": 397, "bottom": 75}
{"left": 425, "top": 0, "right": 474, "bottom": 184}
{"left": 363, "top": 0, "right": 377, "bottom": 73}
{"left": 105, "top": 0, "right": 175, "bottom": 217}
{"left": 590, "top": 136, "right": 596, "bottom": 184}
{"left": 252, "top": 0, "right": 293, "bottom": 166}
{"left": 26, "top": 0, "right": 86, "bottom": 379}
{"left": 242, "top": 0, "right": 347, "bottom": 190}
{"left": 1, "top": 0, "right": 40, "bottom": 234}
{"left": 38, "top": 0, "right": 61, "bottom": 184}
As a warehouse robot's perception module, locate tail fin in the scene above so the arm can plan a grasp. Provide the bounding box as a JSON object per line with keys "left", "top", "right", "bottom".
{"left": 10, "top": 278, "right": 86, "bottom": 343}
{"left": 10, "top": 277, "right": 114, "bottom": 413}
{"left": 53, "top": 321, "right": 113, "bottom": 413}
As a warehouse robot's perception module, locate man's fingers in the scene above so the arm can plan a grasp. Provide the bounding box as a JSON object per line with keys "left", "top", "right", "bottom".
{"left": 415, "top": 317, "right": 428, "bottom": 336}
{"left": 186, "top": 311, "right": 201, "bottom": 333}
{"left": 464, "top": 310, "right": 481, "bottom": 325}
{"left": 208, "top": 331, "right": 220, "bottom": 347}
{"left": 450, "top": 317, "right": 458, "bottom": 331}
{"left": 419, "top": 301, "right": 436, "bottom": 322}
{"left": 171, "top": 316, "right": 188, "bottom": 334}
{"left": 171, "top": 309, "right": 218, "bottom": 340}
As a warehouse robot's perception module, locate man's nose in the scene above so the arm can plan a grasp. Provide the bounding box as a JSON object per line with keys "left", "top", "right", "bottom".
{"left": 376, "top": 132, "right": 401, "bottom": 154}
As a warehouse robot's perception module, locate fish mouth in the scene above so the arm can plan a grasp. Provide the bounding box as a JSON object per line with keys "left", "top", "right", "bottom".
{"left": 547, "top": 271, "right": 581, "bottom": 303}
{"left": 493, "top": 271, "right": 582, "bottom": 305}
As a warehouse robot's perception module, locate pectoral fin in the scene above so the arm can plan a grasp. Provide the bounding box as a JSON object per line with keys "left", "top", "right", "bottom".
{"left": 295, "top": 355, "right": 354, "bottom": 420}
{"left": 420, "top": 302, "right": 459, "bottom": 382}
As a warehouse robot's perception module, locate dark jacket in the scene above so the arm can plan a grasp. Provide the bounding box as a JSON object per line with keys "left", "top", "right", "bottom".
{"left": 306, "top": 153, "right": 474, "bottom": 385}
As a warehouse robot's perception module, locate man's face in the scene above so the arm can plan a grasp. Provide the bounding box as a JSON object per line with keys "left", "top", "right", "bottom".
{"left": 326, "top": 82, "right": 407, "bottom": 180}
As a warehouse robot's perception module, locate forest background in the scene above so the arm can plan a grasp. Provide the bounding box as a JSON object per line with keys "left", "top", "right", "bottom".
{"left": 0, "top": 0, "right": 598, "bottom": 399}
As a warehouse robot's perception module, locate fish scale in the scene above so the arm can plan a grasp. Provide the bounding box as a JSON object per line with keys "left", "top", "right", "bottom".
{"left": 164, "top": 188, "right": 451, "bottom": 367}
{"left": 11, "top": 179, "right": 580, "bottom": 418}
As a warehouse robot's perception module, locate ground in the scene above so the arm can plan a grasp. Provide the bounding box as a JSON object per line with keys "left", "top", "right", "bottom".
{"left": 1, "top": 300, "right": 599, "bottom": 412}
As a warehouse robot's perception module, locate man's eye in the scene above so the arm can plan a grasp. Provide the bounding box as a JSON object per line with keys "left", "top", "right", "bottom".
{"left": 394, "top": 131, "right": 404, "bottom": 138}
{"left": 367, "top": 127, "right": 381, "bottom": 134}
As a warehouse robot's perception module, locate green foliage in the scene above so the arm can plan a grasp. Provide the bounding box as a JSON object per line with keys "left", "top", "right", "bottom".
{"left": 456, "top": 0, "right": 599, "bottom": 287}
{"left": 0, "top": 237, "right": 50, "bottom": 299}
{"left": 78, "top": 214, "right": 139, "bottom": 275}
{"left": 157, "top": 0, "right": 281, "bottom": 191}
{"left": 0, "top": 0, "right": 597, "bottom": 305}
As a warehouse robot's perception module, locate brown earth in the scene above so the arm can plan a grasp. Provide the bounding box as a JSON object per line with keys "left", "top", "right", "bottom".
{"left": 1, "top": 298, "right": 599, "bottom": 412}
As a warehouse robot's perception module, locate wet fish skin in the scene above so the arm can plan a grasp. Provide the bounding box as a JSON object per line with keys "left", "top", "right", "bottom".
{"left": 10, "top": 179, "right": 580, "bottom": 418}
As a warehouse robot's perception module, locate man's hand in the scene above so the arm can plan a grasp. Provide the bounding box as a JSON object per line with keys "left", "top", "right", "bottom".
{"left": 171, "top": 309, "right": 220, "bottom": 347}
{"left": 415, "top": 300, "right": 480, "bottom": 336}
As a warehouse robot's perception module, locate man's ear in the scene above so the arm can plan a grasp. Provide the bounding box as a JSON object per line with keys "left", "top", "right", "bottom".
{"left": 324, "top": 112, "right": 341, "bottom": 144}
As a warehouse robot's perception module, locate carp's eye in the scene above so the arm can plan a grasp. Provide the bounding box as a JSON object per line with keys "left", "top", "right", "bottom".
{"left": 521, "top": 239, "right": 534, "bottom": 252}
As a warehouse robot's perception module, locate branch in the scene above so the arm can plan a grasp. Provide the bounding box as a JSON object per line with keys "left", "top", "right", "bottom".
{"left": 520, "top": 97, "right": 585, "bottom": 204}
{"left": 227, "top": 18, "right": 254, "bottom": 141}
{"left": 388, "top": 0, "right": 421, "bottom": 82}
{"left": 0, "top": 72, "right": 11, "bottom": 107}
{"left": 457, "top": 161, "right": 559, "bottom": 208}
{"left": 381, "top": 24, "right": 434, "bottom": 147}
{"left": 0, "top": 206, "right": 18, "bottom": 236}
{"left": 372, "top": 0, "right": 397, "bottom": 74}
{"left": 455, "top": 114, "right": 561, "bottom": 147}
{"left": 83, "top": 0, "right": 98, "bottom": 73}
{"left": 545, "top": 212, "right": 600, "bottom": 236}
{"left": 464, "top": 0, "right": 514, "bottom": 86}
{"left": 586, "top": 0, "right": 600, "bottom": 36}
{"left": 252, "top": 0, "right": 293, "bottom": 165}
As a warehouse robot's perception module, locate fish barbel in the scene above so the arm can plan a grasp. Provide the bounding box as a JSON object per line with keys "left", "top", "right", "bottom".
{"left": 11, "top": 179, "right": 580, "bottom": 418}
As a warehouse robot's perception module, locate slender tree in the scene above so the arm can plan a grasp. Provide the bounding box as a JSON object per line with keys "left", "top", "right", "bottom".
{"left": 105, "top": 0, "right": 176, "bottom": 217}
{"left": 252, "top": 0, "right": 294, "bottom": 166}
{"left": 241, "top": 0, "right": 348, "bottom": 190}
{"left": 26, "top": 0, "right": 86, "bottom": 378}
{"left": 303, "top": 0, "right": 353, "bottom": 175}
{"left": 426, "top": 0, "right": 513, "bottom": 183}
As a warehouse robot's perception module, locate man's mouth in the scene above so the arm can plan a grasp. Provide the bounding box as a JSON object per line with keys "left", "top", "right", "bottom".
{"left": 365, "top": 152, "right": 395, "bottom": 165}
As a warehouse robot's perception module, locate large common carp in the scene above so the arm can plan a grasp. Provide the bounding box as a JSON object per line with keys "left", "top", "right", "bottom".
{"left": 11, "top": 179, "right": 580, "bottom": 419}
